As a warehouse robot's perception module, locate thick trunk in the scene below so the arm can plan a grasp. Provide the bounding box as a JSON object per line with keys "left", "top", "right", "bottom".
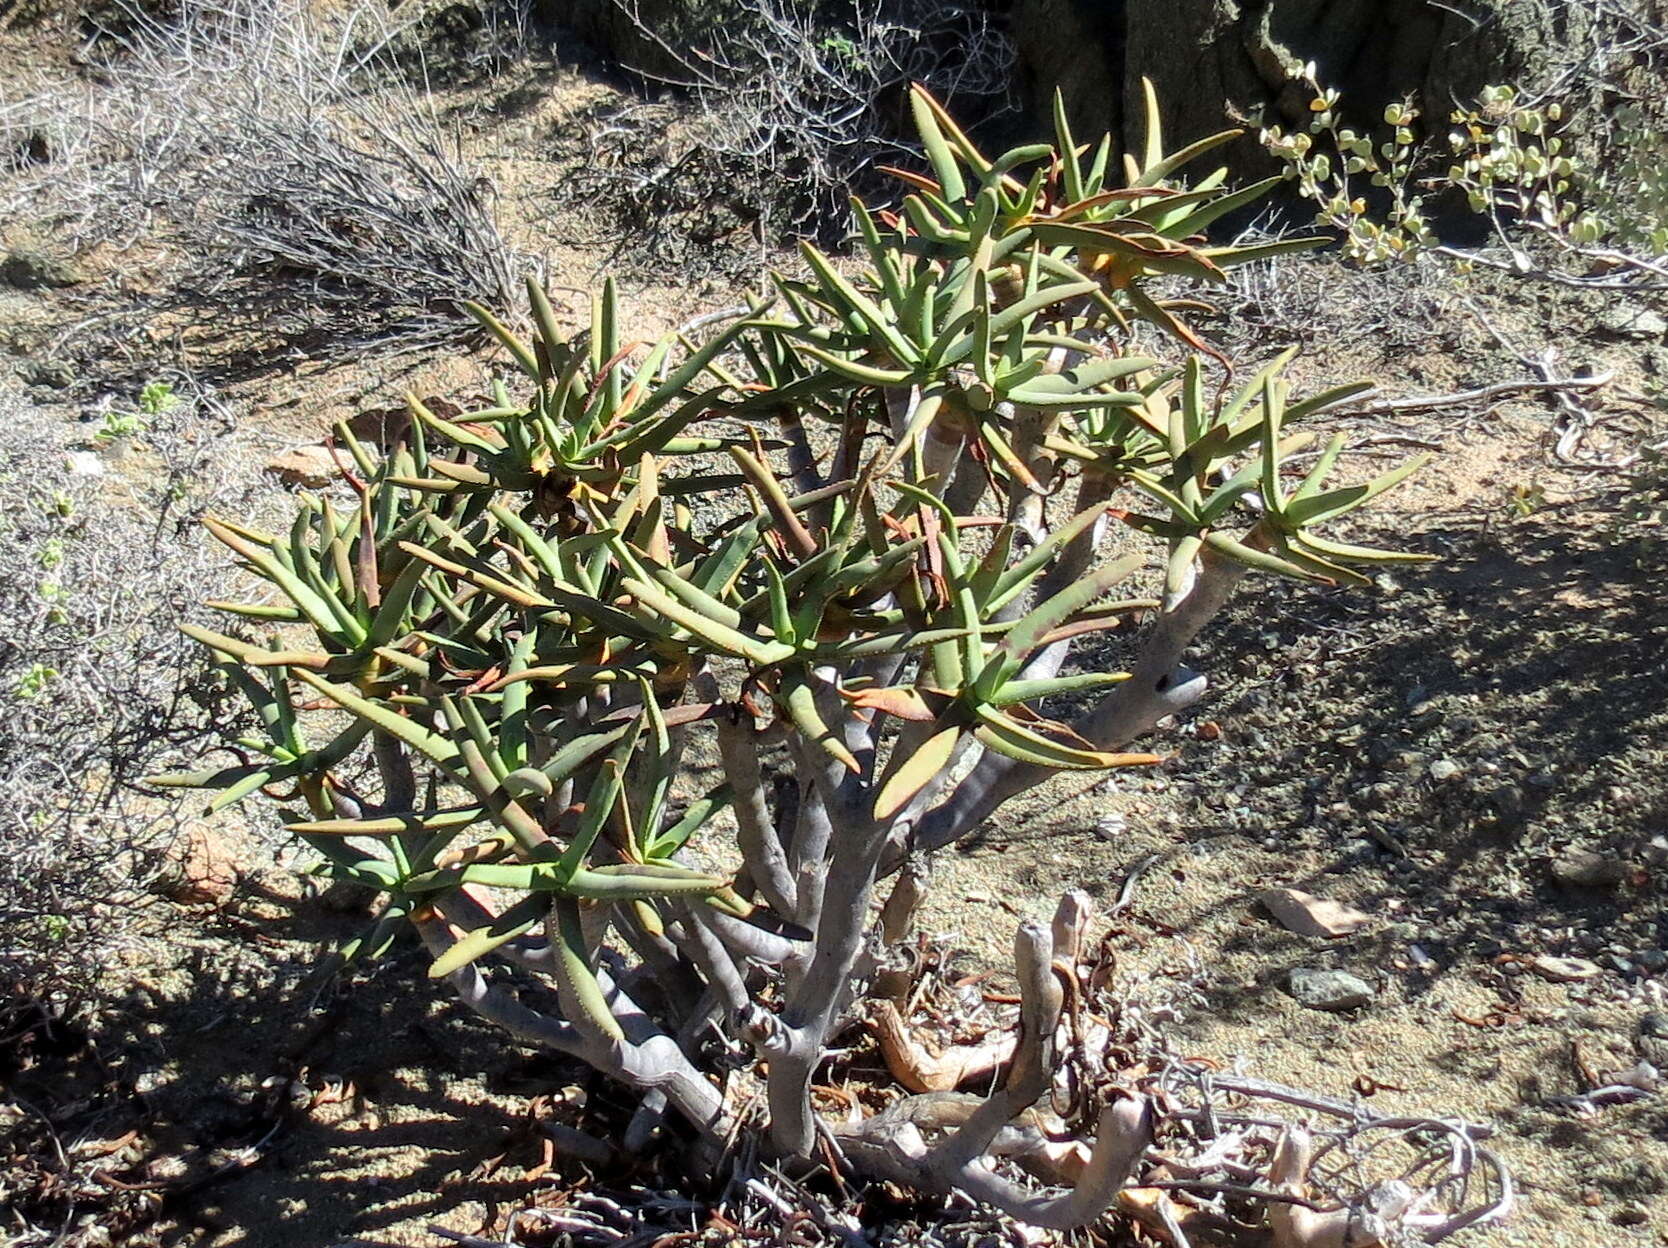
{"left": 1013, "top": 0, "right": 1610, "bottom": 181}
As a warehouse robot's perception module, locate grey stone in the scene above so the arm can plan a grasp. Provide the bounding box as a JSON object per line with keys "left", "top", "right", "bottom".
{"left": 1551, "top": 849, "right": 1627, "bottom": 887}
{"left": 1600, "top": 304, "right": 1668, "bottom": 340}
{"left": 1286, "top": 967, "right": 1374, "bottom": 1012}
{"left": 1429, "top": 758, "right": 1462, "bottom": 782}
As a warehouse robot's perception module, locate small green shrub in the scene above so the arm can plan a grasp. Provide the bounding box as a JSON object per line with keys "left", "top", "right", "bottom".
{"left": 1262, "top": 76, "right": 1668, "bottom": 285}
{"left": 12, "top": 663, "right": 57, "bottom": 700}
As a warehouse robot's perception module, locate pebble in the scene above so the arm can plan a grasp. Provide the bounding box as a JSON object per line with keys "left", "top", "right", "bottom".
{"left": 1285, "top": 967, "right": 1375, "bottom": 1012}
{"left": 1529, "top": 954, "right": 1601, "bottom": 983}
{"left": 265, "top": 444, "right": 340, "bottom": 489}
{"left": 1600, "top": 303, "right": 1668, "bottom": 339}
{"left": 1551, "top": 849, "right": 1627, "bottom": 888}
{"left": 1429, "top": 758, "right": 1462, "bottom": 782}
{"left": 64, "top": 449, "right": 104, "bottom": 476}
{"left": 1093, "top": 813, "right": 1127, "bottom": 841}
{"left": 1261, "top": 887, "right": 1372, "bottom": 939}
{"left": 1637, "top": 950, "right": 1667, "bottom": 973}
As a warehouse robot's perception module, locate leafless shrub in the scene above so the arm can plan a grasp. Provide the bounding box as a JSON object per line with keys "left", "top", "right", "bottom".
{"left": 587, "top": 0, "right": 1013, "bottom": 245}
{"left": 1213, "top": 235, "right": 1457, "bottom": 355}
{"left": 0, "top": 377, "right": 262, "bottom": 990}
{"left": 0, "top": 0, "right": 532, "bottom": 360}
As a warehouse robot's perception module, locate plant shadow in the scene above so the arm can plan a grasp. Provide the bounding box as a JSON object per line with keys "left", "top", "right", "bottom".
{"left": 968, "top": 514, "right": 1666, "bottom": 1000}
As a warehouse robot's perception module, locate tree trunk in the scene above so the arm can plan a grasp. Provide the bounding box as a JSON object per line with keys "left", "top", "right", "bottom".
{"left": 1012, "top": 0, "right": 1608, "bottom": 179}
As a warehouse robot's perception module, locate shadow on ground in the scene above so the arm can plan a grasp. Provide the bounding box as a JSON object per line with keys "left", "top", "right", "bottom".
{"left": 1, "top": 882, "right": 620, "bottom": 1247}
{"left": 966, "top": 512, "right": 1666, "bottom": 991}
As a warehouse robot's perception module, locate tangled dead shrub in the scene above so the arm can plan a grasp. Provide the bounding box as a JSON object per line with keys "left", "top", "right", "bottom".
{"left": 567, "top": 0, "right": 1013, "bottom": 256}
{"left": 0, "top": 379, "right": 259, "bottom": 991}
{"left": 0, "top": 0, "right": 529, "bottom": 361}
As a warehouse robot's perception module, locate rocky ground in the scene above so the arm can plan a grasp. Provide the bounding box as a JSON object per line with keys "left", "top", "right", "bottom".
{"left": 2, "top": 7, "right": 1666, "bottom": 1248}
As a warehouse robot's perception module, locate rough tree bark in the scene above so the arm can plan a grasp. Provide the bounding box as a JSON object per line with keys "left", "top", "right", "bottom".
{"left": 1012, "top": 0, "right": 1609, "bottom": 180}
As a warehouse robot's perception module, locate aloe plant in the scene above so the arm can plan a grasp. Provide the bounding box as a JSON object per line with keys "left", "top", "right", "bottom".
{"left": 158, "top": 84, "right": 1437, "bottom": 1232}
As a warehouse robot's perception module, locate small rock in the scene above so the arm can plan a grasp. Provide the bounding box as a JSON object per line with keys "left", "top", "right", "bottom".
{"left": 64, "top": 450, "right": 104, "bottom": 477}
{"left": 158, "top": 824, "right": 242, "bottom": 906}
{"left": 1640, "top": 1011, "right": 1668, "bottom": 1040}
{"left": 1637, "top": 949, "right": 1668, "bottom": 974}
{"left": 1429, "top": 758, "right": 1462, "bottom": 782}
{"left": 1551, "top": 849, "right": 1627, "bottom": 888}
{"left": 1285, "top": 967, "right": 1374, "bottom": 1012}
{"left": 1260, "top": 887, "right": 1372, "bottom": 939}
{"left": 1600, "top": 304, "right": 1668, "bottom": 339}
{"left": 1528, "top": 954, "right": 1602, "bottom": 983}
{"left": 265, "top": 444, "right": 340, "bottom": 489}
{"left": 1093, "top": 813, "right": 1128, "bottom": 840}
{"left": 1642, "top": 835, "right": 1668, "bottom": 868}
